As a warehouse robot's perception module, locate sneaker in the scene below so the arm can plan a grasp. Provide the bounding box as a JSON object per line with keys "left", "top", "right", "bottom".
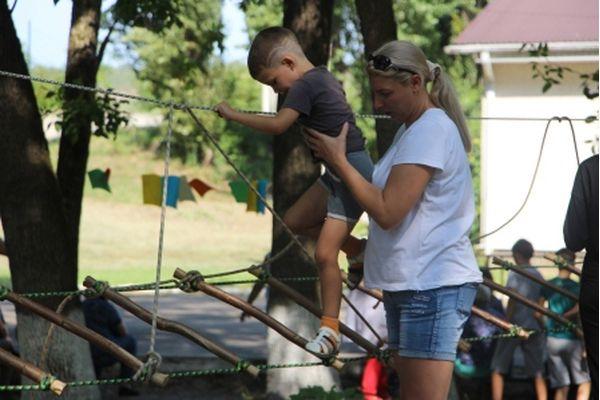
{"left": 305, "top": 326, "right": 340, "bottom": 357}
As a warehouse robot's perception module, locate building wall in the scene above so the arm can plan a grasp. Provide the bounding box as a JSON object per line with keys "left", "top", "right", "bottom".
{"left": 481, "top": 62, "right": 598, "bottom": 253}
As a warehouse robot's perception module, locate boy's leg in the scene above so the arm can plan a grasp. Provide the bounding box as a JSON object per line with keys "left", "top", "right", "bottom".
{"left": 315, "top": 217, "right": 355, "bottom": 319}
{"left": 282, "top": 180, "right": 328, "bottom": 238}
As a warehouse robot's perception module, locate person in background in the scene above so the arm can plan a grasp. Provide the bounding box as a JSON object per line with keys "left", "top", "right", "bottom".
{"left": 539, "top": 248, "right": 591, "bottom": 400}
{"left": 490, "top": 239, "right": 547, "bottom": 400}
{"left": 82, "top": 296, "right": 139, "bottom": 397}
{"left": 564, "top": 154, "right": 598, "bottom": 399}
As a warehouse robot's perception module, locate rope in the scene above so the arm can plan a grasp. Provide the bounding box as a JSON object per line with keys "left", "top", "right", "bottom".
{"left": 141, "top": 103, "right": 175, "bottom": 378}
{"left": 0, "top": 355, "right": 370, "bottom": 392}
{"left": 341, "top": 293, "right": 384, "bottom": 347}
{"left": 475, "top": 116, "right": 580, "bottom": 241}
{"left": 0, "top": 69, "right": 596, "bottom": 122}
{"left": 186, "top": 109, "right": 314, "bottom": 264}
{"left": 38, "top": 294, "right": 77, "bottom": 370}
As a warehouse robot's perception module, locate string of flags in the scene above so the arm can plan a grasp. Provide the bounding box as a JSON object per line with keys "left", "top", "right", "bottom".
{"left": 87, "top": 167, "right": 269, "bottom": 214}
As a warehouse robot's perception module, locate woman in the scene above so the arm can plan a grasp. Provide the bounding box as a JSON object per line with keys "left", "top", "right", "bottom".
{"left": 306, "top": 40, "right": 482, "bottom": 399}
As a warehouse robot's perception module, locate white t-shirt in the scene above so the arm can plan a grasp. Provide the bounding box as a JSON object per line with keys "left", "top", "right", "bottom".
{"left": 364, "top": 108, "right": 482, "bottom": 291}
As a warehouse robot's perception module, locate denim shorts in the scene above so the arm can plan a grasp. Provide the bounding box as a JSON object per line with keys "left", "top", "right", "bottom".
{"left": 383, "top": 283, "right": 478, "bottom": 361}
{"left": 318, "top": 150, "right": 373, "bottom": 223}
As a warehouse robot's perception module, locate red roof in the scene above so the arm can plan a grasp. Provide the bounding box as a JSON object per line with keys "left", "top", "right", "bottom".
{"left": 454, "top": 0, "right": 598, "bottom": 45}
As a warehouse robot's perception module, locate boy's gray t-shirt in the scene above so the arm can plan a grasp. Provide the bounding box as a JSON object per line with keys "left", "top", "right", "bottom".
{"left": 506, "top": 267, "right": 544, "bottom": 329}
{"left": 281, "top": 66, "right": 365, "bottom": 153}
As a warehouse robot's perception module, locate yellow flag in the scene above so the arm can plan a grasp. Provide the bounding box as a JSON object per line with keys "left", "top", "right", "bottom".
{"left": 246, "top": 180, "right": 258, "bottom": 212}
{"left": 142, "top": 174, "right": 162, "bottom": 206}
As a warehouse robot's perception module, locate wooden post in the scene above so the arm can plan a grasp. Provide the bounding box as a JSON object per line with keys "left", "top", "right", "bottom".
{"left": 0, "top": 347, "right": 66, "bottom": 396}
{"left": 492, "top": 257, "right": 579, "bottom": 302}
{"left": 1, "top": 287, "right": 169, "bottom": 387}
{"left": 83, "top": 276, "right": 260, "bottom": 377}
{"left": 173, "top": 268, "right": 345, "bottom": 370}
{"left": 482, "top": 278, "right": 583, "bottom": 338}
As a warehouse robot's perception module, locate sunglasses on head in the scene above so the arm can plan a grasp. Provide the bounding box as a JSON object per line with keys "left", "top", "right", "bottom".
{"left": 368, "top": 54, "right": 414, "bottom": 74}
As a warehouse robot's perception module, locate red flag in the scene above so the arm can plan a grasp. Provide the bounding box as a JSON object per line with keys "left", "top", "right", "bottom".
{"left": 189, "top": 178, "right": 213, "bottom": 197}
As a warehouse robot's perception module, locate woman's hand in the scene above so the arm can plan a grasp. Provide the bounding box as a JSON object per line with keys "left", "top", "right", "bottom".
{"left": 304, "top": 122, "right": 349, "bottom": 168}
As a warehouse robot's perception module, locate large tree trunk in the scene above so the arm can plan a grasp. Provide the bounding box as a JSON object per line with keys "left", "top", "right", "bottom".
{"left": 56, "top": 0, "right": 101, "bottom": 271}
{"left": 354, "top": 0, "right": 401, "bottom": 156}
{"left": 0, "top": 2, "right": 100, "bottom": 399}
{"left": 266, "top": 1, "right": 338, "bottom": 398}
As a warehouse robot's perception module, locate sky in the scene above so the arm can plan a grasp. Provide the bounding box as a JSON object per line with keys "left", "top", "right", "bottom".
{"left": 11, "top": 0, "right": 249, "bottom": 68}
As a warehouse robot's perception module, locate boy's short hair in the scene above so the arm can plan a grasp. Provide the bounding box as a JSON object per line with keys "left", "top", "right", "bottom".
{"left": 512, "top": 239, "right": 534, "bottom": 259}
{"left": 555, "top": 248, "right": 575, "bottom": 266}
{"left": 247, "top": 27, "right": 305, "bottom": 79}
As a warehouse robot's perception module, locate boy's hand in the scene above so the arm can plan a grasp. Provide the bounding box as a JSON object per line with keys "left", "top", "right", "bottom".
{"left": 214, "top": 101, "right": 237, "bottom": 120}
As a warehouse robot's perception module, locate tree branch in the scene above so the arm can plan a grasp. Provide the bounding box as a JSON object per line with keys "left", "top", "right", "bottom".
{"left": 96, "top": 19, "right": 118, "bottom": 68}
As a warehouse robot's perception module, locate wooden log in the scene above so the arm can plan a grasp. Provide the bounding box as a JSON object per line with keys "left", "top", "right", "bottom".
{"left": 482, "top": 278, "right": 583, "bottom": 338}
{"left": 543, "top": 255, "right": 582, "bottom": 276}
{"left": 83, "top": 277, "right": 260, "bottom": 377}
{"left": 1, "top": 287, "right": 169, "bottom": 387}
{"left": 492, "top": 257, "right": 579, "bottom": 302}
{"left": 248, "top": 267, "right": 383, "bottom": 357}
{"left": 0, "top": 347, "right": 66, "bottom": 396}
{"left": 173, "top": 268, "right": 345, "bottom": 370}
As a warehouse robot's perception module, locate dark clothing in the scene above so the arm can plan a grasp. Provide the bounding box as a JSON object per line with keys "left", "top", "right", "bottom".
{"left": 541, "top": 277, "right": 580, "bottom": 339}
{"left": 564, "top": 154, "right": 599, "bottom": 282}
{"left": 564, "top": 154, "right": 598, "bottom": 399}
{"left": 281, "top": 66, "right": 366, "bottom": 154}
{"left": 83, "top": 298, "right": 137, "bottom": 379}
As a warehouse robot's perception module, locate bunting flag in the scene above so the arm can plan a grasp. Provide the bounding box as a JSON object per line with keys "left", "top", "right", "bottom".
{"left": 178, "top": 176, "right": 196, "bottom": 202}
{"left": 142, "top": 174, "right": 162, "bottom": 206}
{"left": 163, "top": 176, "right": 181, "bottom": 208}
{"left": 88, "top": 168, "right": 111, "bottom": 192}
{"left": 228, "top": 180, "right": 248, "bottom": 203}
{"left": 257, "top": 179, "right": 268, "bottom": 214}
{"left": 246, "top": 180, "right": 258, "bottom": 212}
{"left": 189, "top": 178, "right": 214, "bottom": 197}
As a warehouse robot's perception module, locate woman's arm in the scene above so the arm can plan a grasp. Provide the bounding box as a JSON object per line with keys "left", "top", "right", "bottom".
{"left": 214, "top": 102, "right": 299, "bottom": 135}
{"left": 306, "top": 123, "right": 433, "bottom": 230}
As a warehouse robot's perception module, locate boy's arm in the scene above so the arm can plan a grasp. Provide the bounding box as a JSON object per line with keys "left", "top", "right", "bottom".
{"left": 214, "top": 102, "right": 299, "bottom": 135}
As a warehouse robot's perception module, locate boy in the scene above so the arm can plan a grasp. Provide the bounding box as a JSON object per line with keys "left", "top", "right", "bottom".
{"left": 539, "top": 249, "right": 591, "bottom": 400}
{"left": 214, "top": 27, "right": 372, "bottom": 357}
{"left": 490, "top": 239, "right": 547, "bottom": 400}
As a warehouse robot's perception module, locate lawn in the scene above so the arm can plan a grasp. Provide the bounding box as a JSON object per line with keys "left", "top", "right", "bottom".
{"left": 0, "top": 132, "right": 274, "bottom": 287}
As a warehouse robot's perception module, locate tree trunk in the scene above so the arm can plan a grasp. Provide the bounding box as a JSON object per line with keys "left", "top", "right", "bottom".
{"left": 354, "top": 0, "right": 401, "bottom": 156}
{"left": 56, "top": 0, "right": 101, "bottom": 271}
{"left": 0, "top": 2, "right": 100, "bottom": 398}
{"left": 266, "top": 1, "right": 338, "bottom": 398}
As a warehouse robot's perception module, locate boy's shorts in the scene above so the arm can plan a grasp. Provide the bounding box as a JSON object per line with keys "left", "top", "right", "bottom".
{"left": 547, "top": 337, "right": 590, "bottom": 388}
{"left": 318, "top": 150, "right": 373, "bottom": 223}
{"left": 491, "top": 332, "right": 546, "bottom": 376}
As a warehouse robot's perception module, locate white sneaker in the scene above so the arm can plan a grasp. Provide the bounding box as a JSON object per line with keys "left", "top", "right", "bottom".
{"left": 305, "top": 326, "right": 340, "bottom": 357}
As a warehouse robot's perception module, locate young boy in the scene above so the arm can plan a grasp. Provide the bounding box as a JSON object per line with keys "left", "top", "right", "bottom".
{"left": 539, "top": 249, "right": 591, "bottom": 400}
{"left": 214, "top": 26, "right": 372, "bottom": 357}
{"left": 490, "top": 239, "right": 547, "bottom": 400}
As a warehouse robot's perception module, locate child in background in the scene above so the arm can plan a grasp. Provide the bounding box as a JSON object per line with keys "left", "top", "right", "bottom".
{"left": 539, "top": 248, "right": 591, "bottom": 400}
{"left": 214, "top": 27, "right": 373, "bottom": 357}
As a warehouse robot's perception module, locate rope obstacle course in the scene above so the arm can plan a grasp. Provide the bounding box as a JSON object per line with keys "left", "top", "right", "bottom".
{"left": 0, "top": 69, "right": 589, "bottom": 395}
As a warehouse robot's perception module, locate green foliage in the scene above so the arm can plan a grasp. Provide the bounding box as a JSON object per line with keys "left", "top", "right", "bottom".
{"left": 111, "top": 0, "right": 183, "bottom": 32}
{"left": 125, "top": 1, "right": 272, "bottom": 179}
{"left": 521, "top": 42, "right": 599, "bottom": 99}
{"left": 289, "top": 386, "right": 362, "bottom": 400}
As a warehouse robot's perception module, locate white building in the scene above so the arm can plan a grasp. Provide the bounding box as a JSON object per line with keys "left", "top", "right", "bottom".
{"left": 446, "top": 0, "right": 599, "bottom": 254}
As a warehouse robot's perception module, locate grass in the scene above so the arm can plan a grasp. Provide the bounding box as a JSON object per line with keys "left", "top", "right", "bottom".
{"left": 0, "top": 131, "right": 273, "bottom": 287}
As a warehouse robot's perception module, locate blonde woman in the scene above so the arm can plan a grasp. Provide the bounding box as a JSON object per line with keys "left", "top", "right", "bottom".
{"left": 306, "top": 40, "right": 482, "bottom": 400}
